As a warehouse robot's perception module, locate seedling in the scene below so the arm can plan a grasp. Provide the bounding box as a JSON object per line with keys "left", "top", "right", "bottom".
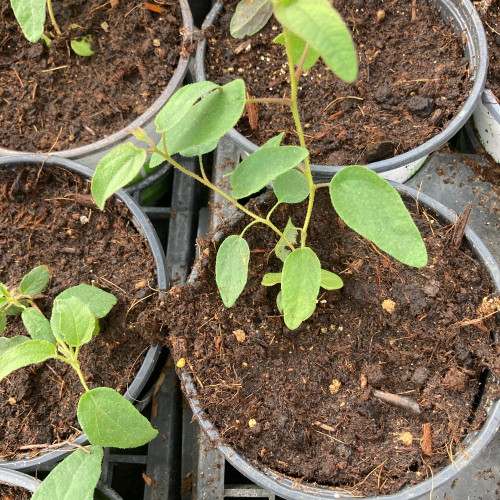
{"left": 91, "top": 0, "right": 428, "bottom": 330}
{"left": 10, "top": 0, "right": 94, "bottom": 56}
{"left": 0, "top": 266, "right": 157, "bottom": 499}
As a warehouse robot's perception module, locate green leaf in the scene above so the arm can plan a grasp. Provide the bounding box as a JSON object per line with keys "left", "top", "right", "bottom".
{"left": 215, "top": 235, "right": 250, "bottom": 307}
{"left": 179, "top": 139, "right": 219, "bottom": 157}
{"left": 70, "top": 35, "right": 94, "bottom": 57}
{"left": 4, "top": 301, "right": 29, "bottom": 316}
{"left": 56, "top": 285, "right": 117, "bottom": 319}
{"left": 276, "top": 290, "right": 284, "bottom": 314}
{"left": 320, "top": 269, "right": 343, "bottom": 290}
{"left": 230, "top": 0, "right": 274, "bottom": 38}
{"left": 282, "top": 247, "right": 321, "bottom": 330}
{"left": 92, "top": 143, "right": 147, "bottom": 210}
{"left": 19, "top": 265, "right": 50, "bottom": 296}
{"left": 11, "top": 0, "right": 46, "bottom": 43}
{"left": 274, "top": 0, "right": 358, "bottom": 83}
{"left": 164, "top": 80, "right": 246, "bottom": 156}
{"left": 275, "top": 218, "right": 299, "bottom": 263}
{"left": 32, "top": 445, "right": 103, "bottom": 500}
{"left": 0, "top": 340, "right": 56, "bottom": 381}
{"left": 0, "top": 314, "right": 5, "bottom": 334}
{"left": 92, "top": 319, "right": 100, "bottom": 337}
{"left": 330, "top": 166, "right": 428, "bottom": 267}
{"left": 261, "top": 273, "right": 282, "bottom": 286}
{"left": 78, "top": 387, "right": 158, "bottom": 448}
{"left": 51, "top": 297, "right": 96, "bottom": 347}
{"left": 274, "top": 31, "right": 320, "bottom": 71}
{"left": 0, "top": 335, "right": 29, "bottom": 357}
{"left": 261, "top": 132, "right": 285, "bottom": 149}
{"left": 22, "top": 307, "right": 55, "bottom": 343}
{"left": 231, "top": 146, "right": 308, "bottom": 199}
{"left": 273, "top": 169, "right": 309, "bottom": 203}
{"left": 156, "top": 81, "right": 219, "bottom": 134}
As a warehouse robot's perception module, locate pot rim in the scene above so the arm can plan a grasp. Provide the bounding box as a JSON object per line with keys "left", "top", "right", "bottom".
{"left": 0, "top": 0, "right": 193, "bottom": 159}
{"left": 0, "top": 154, "right": 167, "bottom": 471}
{"left": 195, "top": 0, "right": 488, "bottom": 175}
{"left": 179, "top": 182, "right": 500, "bottom": 499}
{"left": 479, "top": 88, "right": 500, "bottom": 122}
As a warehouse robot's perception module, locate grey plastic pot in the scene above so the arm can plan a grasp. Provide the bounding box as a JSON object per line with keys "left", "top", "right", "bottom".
{"left": 195, "top": 0, "right": 488, "bottom": 182}
{"left": 0, "top": 468, "right": 123, "bottom": 499}
{"left": 473, "top": 89, "right": 500, "bottom": 163}
{"left": 0, "top": 0, "right": 193, "bottom": 172}
{"left": 0, "top": 154, "right": 166, "bottom": 472}
{"left": 179, "top": 184, "right": 500, "bottom": 499}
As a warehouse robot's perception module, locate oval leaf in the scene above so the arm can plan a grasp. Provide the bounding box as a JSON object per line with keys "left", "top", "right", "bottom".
{"left": 56, "top": 284, "right": 117, "bottom": 319}
{"left": 0, "top": 340, "right": 56, "bottom": 381}
{"left": 164, "top": 80, "right": 246, "bottom": 156}
{"left": 22, "top": 307, "right": 55, "bottom": 343}
{"left": 11, "top": 0, "right": 46, "bottom": 42}
{"left": 78, "top": 387, "right": 158, "bottom": 448}
{"left": 231, "top": 146, "right": 308, "bottom": 199}
{"left": 179, "top": 139, "right": 219, "bottom": 157}
{"left": 91, "top": 143, "right": 147, "bottom": 210}
{"left": 0, "top": 335, "right": 29, "bottom": 357}
{"left": 51, "top": 297, "right": 96, "bottom": 347}
{"left": 276, "top": 290, "right": 284, "bottom": 314}
{"left": 274, "top": 0, "right": 358, "bottom": 83}
{"left": 262, "top": 273, "right": 282, "bottom": 287}
{"left": 156, "top": 81, "right": 219, "bottom": 134}
{"left": 275, "top": 218, "right": 299, "bottom": 263}
{"left": 274, "top": 31, "right": 320, "bottom": 71}
{"left": 261, "top": 132, "right": 285, "bottom": 149}
{"left": 330, "top": 166, "right": 428, "bottom": 267}
{"left": 273, "top": 169, "right": 309, "bottom": 203}
{"left": 230, "top": 0, "right": 274, "bottom": 38}
{"left": 320, "top": 269, "right": 343, "bottom": 290}
{"left": 32, "top": 445, "right": 103, "bottom": 500}
{"left": 282, "top": 247, "right": 321, "bottom": 330}
{"left": 216, "top": 235, "right": 250, "bottom": 307}
{"left": 70, "top": 36, "right": 94, "bottom": 57}
{"left": 19, "top": 265, "right": 50, "bottom": 296}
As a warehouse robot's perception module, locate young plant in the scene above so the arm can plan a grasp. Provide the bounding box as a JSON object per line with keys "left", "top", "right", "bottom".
{"left": 0, "top": 266, "right": 157, "bottom": 499}
{"left": 91, "top": 0, "right": 428, "bottom": 330}
{"left": 10, "top": 0, "right": 94, "bottom": 56}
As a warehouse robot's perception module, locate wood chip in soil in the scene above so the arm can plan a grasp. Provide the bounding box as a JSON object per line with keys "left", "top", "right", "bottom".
{"left": 0, "top": 0, "right": 189, "bottom": 152}
{"left": 164, "top": 189, "right": 499, "bottom": 497}
{"left": 205, "top": 0, "right": 473, "bottom": 165}
{"left": 0, "top": 164, "right": 162, "bottom": 461}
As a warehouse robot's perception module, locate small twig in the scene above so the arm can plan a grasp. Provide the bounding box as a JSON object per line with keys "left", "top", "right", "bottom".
{"left": 313, "top": 421, "right": 338, "bottom": 433}
{"left": 19, "top": 440, "right": 90, "bottom": 454}
{"left": 41, "top": 65, "right": 69, "bottom": 73}
{"left": 450, "top": 202, "right": 472, "bottom": 249}
{"left": 411, "top": 0, "right": 417, "bottom": 21}
{"left": 373, "top": 389, "right": 421, "bottom": 415}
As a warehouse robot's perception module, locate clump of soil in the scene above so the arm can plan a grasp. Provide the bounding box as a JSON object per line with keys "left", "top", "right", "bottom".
{"left": 164, "top": 190, "right": 499, "bottom": 496}
{"left": 0, "top": 0, "right": 188, "bottom": 152}
{"left": 478, "top": 0, "right": 500, "bottom": 99}
{"left": 205, "top": 0, "right": 473, "bottom": 165}
{"left": 0, "top": 484, "right": 31, "bottom": 500}
{"left": 0, "top": 164, "right": 162, "bottom": 461}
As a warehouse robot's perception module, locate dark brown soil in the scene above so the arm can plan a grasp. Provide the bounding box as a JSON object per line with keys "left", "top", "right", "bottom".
{"left": 164, "top": 190, "right": 499, "bottom": 496}
{"left": 0, "top": 0, "right": 187, "bottom": 152}
{"left": 0, "top": 484, "right": 30, "bottom": 500}
{"left": 205, "top": 0, "right": 473, "bottom": 165}
{"left": 479, "top": 0, "right": 500, "bottom": 98}
{"left": 0, "top": 164, "right": 161, "bottom": 461}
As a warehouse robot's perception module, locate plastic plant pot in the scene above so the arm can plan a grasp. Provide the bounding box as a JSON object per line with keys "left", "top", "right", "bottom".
{"left": 0, "top": 0, "right": 193, "bottom": 204}
{"left": 0, "top": 468, "right": 123, "bottom": 499}
{"left": 0, "top": 154, "right": 166, "bottom": 472}
{"left": 178, "top": 184, "right": 500, "bottom": 500}
{"left": 473, "top": 89, "right": 500, "bottom": 163}
{"left": 194, "top": 0, "right": 488, "bottom": 182}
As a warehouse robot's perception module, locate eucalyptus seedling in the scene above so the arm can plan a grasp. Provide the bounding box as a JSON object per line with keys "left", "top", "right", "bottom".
{"left": 91, "top": 0, "right": 428, "bottom": 330}
{"left": 0, "top": 266, "right": 157, "bottom": 499}
{"left": 10, "top": 0, "right": 94, "bottom": 56}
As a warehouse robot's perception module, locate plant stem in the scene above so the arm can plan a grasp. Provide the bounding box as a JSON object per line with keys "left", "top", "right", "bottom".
{"left": 47, "top": 0, "right": 62, "bottom": 36}
{"left": 283, "top": 28, "right": 315, "bottom": 248}
{"left": 240, "top": 219, "right": 260, "bottom": 239}
{"left": 148, "top": 138, "right": 295, "bottom": 251}
{"left": 294, "top": 42, "right": 311, "bottom": 79}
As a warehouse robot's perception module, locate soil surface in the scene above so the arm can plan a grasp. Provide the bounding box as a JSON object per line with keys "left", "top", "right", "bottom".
{"left": 479, "top": 0, "right": 500, "bottom": 99}
{"left": 164, "top": 190, "right": 499, "bottom": 496}
{"left": 0, "top": 164, "right": 161, "bottom": 461}
{"left": 0, "top": 0, "right": 187, "bottom": 152}
{"left": 205, "top": 0, "right": 473, "bottom": 165}
{"left": 0, "top": 485, "right": 30, "bottom": 500}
